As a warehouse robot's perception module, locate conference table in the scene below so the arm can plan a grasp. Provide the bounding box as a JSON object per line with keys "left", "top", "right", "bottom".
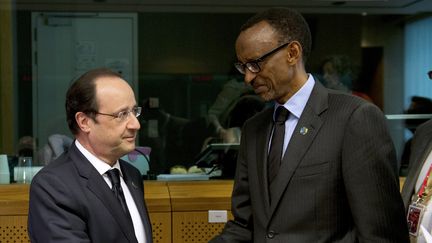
{"left": 0, "top": 177, "right": 407, "bottom": 243}
{"left": 0, "top": 180, "right": 234, "bottom": 243}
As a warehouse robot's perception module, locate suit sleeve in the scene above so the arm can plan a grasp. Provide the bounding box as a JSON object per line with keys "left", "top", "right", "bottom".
{"left": 209, "top": 124, "right": 253, "bottom": 243}
{"left": 28, "top": 171, "right": 91, "bottom": 243}
{"left": 342, "top": 102, "right": 409, "bottom": 243}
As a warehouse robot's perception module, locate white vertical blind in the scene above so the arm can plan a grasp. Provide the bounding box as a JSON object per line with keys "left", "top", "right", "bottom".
{"left": 404, "top": 16, "right": 432, "bottom": 107}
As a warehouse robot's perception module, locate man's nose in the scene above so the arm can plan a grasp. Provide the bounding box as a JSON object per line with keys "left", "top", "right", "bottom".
{"left": 127, "top": 115, "right": 141, "bottom": 130}
{"left": 243, "top": 69, "right": 257, "bottom": 85}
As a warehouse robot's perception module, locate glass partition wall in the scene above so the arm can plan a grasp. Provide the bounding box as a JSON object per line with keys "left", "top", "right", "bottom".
{"left": 1, "top": 1, "right": 431, "bottom": 179}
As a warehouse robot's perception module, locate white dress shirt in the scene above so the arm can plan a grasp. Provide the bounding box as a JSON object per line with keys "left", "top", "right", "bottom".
{"left": 269, "top": 74, "right": 315, "bottom": 158}
{"left": 75, "top": 140, "right": 146, "bottom": 243}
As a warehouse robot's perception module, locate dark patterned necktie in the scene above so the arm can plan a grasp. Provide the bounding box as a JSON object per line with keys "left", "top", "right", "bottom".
{"left": 106, "top": 168, "right": 133, "bottom": 221}
{"left": 268, "top": 106, "right": 289, "bottom": 187}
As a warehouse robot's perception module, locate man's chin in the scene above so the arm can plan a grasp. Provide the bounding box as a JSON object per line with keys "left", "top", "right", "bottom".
{"left": 126, "top": 143, "right": 136, "bottom": 151}
{"left": 258, "top": 92, "right": 274, "bottom": 102}
{"left": 122, "top": 140, "right": 136, "bottom": 151}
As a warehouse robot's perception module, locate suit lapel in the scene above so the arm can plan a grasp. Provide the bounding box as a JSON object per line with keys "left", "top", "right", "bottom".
{"left": 121, "top": 162, "right": 153, "bottom": 243}
{"left": 87, "top": 173, "right": 138, "bottom": 243}
{"left": 255, "top": 108, "right": 274, "bottom": 214}
{"left": 268, "top": 82, "right": 327, "bottom": 217}
{"left": 69, "top": 144, "right": 138, "bottom": 243}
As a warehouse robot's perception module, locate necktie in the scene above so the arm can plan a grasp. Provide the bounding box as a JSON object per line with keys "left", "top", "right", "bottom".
{"left": 106, "top": 168, "right": 133, "bottom": 221}
{"left": 268, "top": 107, "right": 289, "bottom": 187}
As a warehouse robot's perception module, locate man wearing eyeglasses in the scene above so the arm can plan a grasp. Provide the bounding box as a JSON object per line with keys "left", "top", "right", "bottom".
{"left": 28, "top": 68, "right": 152, "bottom": 243}
{"left": 210, "top": 8, "right": 408, "bottom": 243}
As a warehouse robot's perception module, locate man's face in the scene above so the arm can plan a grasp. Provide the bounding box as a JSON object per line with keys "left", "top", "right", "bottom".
{"left": 87, "top": 76, "right": 140, "bottom": 163}
{"left": 235, "top": 21, "right": 297, "bottom": 103}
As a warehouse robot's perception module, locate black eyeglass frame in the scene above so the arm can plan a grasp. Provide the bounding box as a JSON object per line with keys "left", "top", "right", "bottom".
{"left": 234, "top": 42, "right": 290, "bottom": 74}
{"left": 93, "top": 106, "right": 142, "bottom": 121}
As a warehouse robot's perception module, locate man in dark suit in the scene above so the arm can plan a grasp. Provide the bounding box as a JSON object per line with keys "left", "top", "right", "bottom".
{"left": 210, "top": 8, "right": 408, "bottom": 243}
{"left": 28, "top": 68, "right": 153, "bottom": 243}
{"left": 401, "top": 119, "right": 432, "bottom": 242}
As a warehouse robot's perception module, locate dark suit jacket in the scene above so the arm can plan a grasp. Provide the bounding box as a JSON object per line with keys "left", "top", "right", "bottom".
{"left": 28, "top": 142, "right": 153, "bottom": 243}
{"left": 401, "top": 119, "right": 432, "bottom": 210}
{"left": 210, "top": 81, "right": 408, "bottom": 243}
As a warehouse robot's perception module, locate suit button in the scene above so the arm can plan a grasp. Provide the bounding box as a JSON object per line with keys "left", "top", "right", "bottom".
{"left": 267, "top": 231, "right": 275, "bottom": 239}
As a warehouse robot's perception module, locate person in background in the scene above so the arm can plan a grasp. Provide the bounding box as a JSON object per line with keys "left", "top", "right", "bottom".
{"left": 319, "top": 54, "right": 373, "bottom": 102}
{"left": 207, "top": 78, "right": 254, "bottom": 142}
{"left": 401, "top": 119, "right": 432, "bottom": 242}
{"left": 37, "top": 133, "right": 74, "bottom": 165}
{"left": 400, "top": 96, "right": 432, "bottom": 176}
{"left": 28, "top": 68, "right": 152, "bottom": 243}
{"left": 210, "top": 7, "right": 408, "bottom": 242}
{"left": 140, "top": 77, "right": 264, "bottom": 174}
{"left": 401, "top": 70, "right": 432, "bottom": 243}
{"left": 16, "top": 136, "right": 35, "bottom": 158}
{"left": 319, "top": 54, "right": 353, "bottom": 92}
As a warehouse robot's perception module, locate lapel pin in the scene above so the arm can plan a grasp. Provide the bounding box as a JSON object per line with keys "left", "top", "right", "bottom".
{"left": 131, "top": 181, "right": 138, "bottom": 189}
{"left": 300, "top": 127, "right": 308, "bottom": 135}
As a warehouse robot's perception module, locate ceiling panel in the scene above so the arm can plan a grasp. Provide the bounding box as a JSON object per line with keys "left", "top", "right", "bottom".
{"left": 13, "top": 0, "right": 432, "bottom": 14}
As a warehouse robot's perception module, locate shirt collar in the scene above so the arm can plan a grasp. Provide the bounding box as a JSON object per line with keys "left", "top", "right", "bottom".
{"left": 75, "top": 140, "right": 123, "bottom": 177}
{"left": 274, "top": 74, "right": 315, "bottom": 119}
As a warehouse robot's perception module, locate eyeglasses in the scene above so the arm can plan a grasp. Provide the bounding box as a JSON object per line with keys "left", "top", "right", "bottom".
{"left": 234, "top": 42, "right": 290, "bottom": 74}
{"left": 94, "top": 106, "right": 142, "bottom": 122}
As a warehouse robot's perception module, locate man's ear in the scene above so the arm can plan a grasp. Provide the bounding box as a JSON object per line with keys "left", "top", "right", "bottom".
{"left": 287, "top": 41, "right": 302, "bottom": 64}
{"left": 75, "top": 112, "right": 92, "bottom": 133}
